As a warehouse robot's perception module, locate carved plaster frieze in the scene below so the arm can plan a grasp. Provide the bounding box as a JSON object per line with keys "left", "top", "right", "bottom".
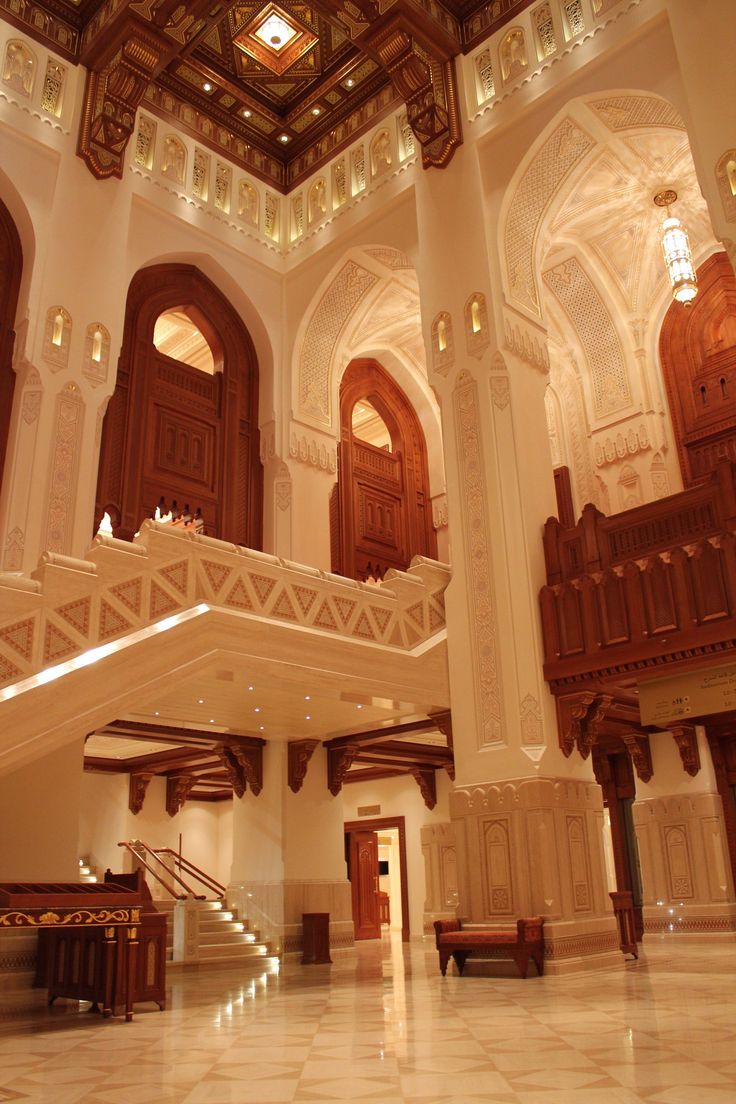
{"left": 288, "top": 430, "right": 337, "bottom": 472}
{"left": 453, "top": 370, "right": 503, "bottom": 746}
{"left": 503, "top": 318, "right": 550, "bottom": 373}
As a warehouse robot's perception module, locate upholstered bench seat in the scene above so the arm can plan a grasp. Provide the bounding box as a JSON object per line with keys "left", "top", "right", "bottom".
{"left": 434, "top": 917, "right": 544, "bottom": 978}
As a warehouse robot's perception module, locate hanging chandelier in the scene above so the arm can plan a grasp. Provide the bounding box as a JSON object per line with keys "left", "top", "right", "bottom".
{"left": 654, "top": 189, "right": 698, "bottom": 306}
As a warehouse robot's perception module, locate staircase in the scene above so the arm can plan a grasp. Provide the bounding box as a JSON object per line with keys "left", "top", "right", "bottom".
{"left": 156, "top": 898, "right": 272, "bottom": 967}
{"left": 78, "top": 857, "right": 98, "bottom": 883}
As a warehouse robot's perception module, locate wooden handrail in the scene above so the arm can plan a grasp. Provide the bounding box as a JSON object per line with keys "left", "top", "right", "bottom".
{"left": 117, "top": 839, "right": 207, "bottom": 900}
{"left": 153, "top": 847, "right": 226, "bottom": 899}
{"left": 118, "top": 842, "right": 186, "bottom": 900}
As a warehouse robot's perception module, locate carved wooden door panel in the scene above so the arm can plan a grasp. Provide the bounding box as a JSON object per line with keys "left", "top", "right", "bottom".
{"left": 333, "top": 359, "right": 436, "bottom": 581}
{"left": 95, "top": 265, "right": 262, "bottom": 549}
{"left": 349, "top": 830, "right": 381, "bottom": 941}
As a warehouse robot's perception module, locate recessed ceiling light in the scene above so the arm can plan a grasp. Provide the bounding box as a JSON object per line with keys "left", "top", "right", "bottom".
{"left": 255, "top": 707, "right": 261, "bottom": 713}
{"left": 259, "top": 725, "right": 265, "bottom": 731}
{"left": 242, "top": 109, "right": 252, "bottom": 118}
{"left": 356, "top": 704, "right": 363, "bottom": 709}
{"left": 203, "top": 82, "right": 213, "bottom": 92}
{"left": 209, "top": 718, "right": 215, "bottom": 723}
{"left": 311, "top": 107, "right": 320, "bottom": 116}
{"left": 279, "top": 134, "right": 289, "bottom": 143}
{"left": 305, "top": 715, "right": 311, "bottom": 720}
{"left": 305, "top": 695, "right": 311, "bottom": 701}
{"left": 154, "top": 711, "right": 159, "bottom": 716}
{"left": 197, "top": 698, "right": 204, "bottom": 704}
{"left": 248, "top": 685, "right": 254, "bottom": 691}
{"left": 345, "top": 78, "right": 355, "bottom": 88}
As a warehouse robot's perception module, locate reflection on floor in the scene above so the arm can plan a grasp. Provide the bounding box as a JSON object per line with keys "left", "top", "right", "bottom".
{"left": 1, "top": 934, "right": 735, "bottom": 1103}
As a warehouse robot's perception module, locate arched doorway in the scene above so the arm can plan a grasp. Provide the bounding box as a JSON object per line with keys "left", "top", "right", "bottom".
{"left": 331, "top": 358, "right": 436, "bottom": 581}
{"left": 0, "top": 198, "right": 22, "bottom": 490}
{"left": 660, "top": 251, "right": 736, "bottom": 485}
{"left": 96, "top": 264, "right": 262, "bottom": 547}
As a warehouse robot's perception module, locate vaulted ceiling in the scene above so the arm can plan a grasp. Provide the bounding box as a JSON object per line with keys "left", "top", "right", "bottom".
{"left": 3, "top": 0, "right": 535, "bottom": 188}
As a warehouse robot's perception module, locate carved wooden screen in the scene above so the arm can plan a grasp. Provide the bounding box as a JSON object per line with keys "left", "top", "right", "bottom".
{"left": 0, "top": 199, "right": 22, "bottom": 492}
{"left": 96, "top": 265, "right": 262, "bottom": 548}
{"left": 332, "top": 359, "right": 436, "bottom": 581}
{"left": 660, "top": 251, "right": 736, "bottom": 486}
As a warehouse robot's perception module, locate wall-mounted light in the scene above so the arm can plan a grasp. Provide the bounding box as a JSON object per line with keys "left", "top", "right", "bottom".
{"left": 654, "top": 189, "right": 698, "bottom": 306}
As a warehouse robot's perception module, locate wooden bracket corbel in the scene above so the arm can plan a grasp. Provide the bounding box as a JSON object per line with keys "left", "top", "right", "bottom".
{"left": 229, "top": 743, "right": 264, "bottom": 796}
{"left": 166, "top": 773, "right": 195, "bottom": 817}
{"left": 622, "top": 732, "right": 653, "bottom": 784}
{"left": 555, "top": 691, "right": 596, "bottom": 757}
{"left": 410, "top": 766, "right": 437, "bottom": 810}
{"left": 129, "top": 771, "right": 153, "bottom": 815}
{"left": 327, "top": 744, "right": 360, "bottom": 796}
{"left": 288, "top": 739, "right": 320, "bottom": 793}
{"left": 670, "top": 723, "right": 701, "bottom": 777}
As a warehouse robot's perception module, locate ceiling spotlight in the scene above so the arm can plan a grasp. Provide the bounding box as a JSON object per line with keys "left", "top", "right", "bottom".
{"left": 259, "top": 725, "right": 265, "bottom": 731}
{"left": 345, "top": 78, "right": 355, "bottom": 88}
{"left": 203, "top": 82, "right": 213, "bottom": 92}
{"left": 305, "top": 715, "right": 311, "bottom": 721}
{"left": 209, "top": 718, "right": 215, "bottom": 723}
{"left": 248, "top": 685, "right": 254, "bottom": 691}
{"left": 154, "top": 711, "right": 159, "bottom": 716}
{"left": 197, "top": 698, "right": 204, "bottom": 704}
{"left": 356, "top": 704, "right": 363, "bottom": 710}
{"left": 305, "top": 695, "right": 311, "bottom": 701}
{"left": 279, "top": 134, "right": 289, "bottom": 143}
{"left": 242, "top": 109, "right": 252, "bottom": 119}
{"left": 255, "top": 707, "right": 261, "bottom": 713}
{"left": 312, "top": 107, "right": 320, "bottom": 116}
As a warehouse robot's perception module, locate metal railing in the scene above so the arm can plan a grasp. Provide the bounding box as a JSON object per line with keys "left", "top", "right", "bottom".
{"left": 118, "top": 840, "right": 226, "bottom": 900}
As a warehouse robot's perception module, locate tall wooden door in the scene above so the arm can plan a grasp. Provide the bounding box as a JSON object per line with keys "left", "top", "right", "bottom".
{"left": 332, "top": 359, "right": 436, "bottom": 581}
{"left": 348, "top": 830, "right": 381, "bottom": 940}
{"left": 96, "top": 264, "right": 262, "bottom": 548}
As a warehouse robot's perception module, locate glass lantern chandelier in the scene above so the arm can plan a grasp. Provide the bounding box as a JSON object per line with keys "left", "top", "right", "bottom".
{"left": 654, "top": 189, "right": 698, "bottom": 306}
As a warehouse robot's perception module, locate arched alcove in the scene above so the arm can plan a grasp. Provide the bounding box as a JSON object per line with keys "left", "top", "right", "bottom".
{"left": 0, "top": 197, "right": 22, "bottom": 489}
{"left": 96, "top": 264, "right": 262, "bottom": 547}
{"left": 331, "top": 359, "right": 437, "bottom": 581}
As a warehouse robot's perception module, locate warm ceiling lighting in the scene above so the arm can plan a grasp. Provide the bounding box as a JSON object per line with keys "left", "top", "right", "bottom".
{"left": 654, "top": 189, "right": 698, "bottom": 306}
{"left": 279, "top": 134, "right": 289, "bottom": 143}
{"left": 242, "top": 109, "right": 252, "bottom": 118}
{"left": 254, "top": 12, "right": 297, "bottom": 52}
{"left": 203, "top": 82, "right": 213, "bottom": 92}
{"left": 311, "top": 107, "right": 320, "bottom": 116}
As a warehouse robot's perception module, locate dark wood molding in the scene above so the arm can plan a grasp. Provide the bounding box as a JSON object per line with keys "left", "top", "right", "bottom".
{"left": 410, "top": 766, "right": 437, "bottom": 810}
{"left": 288, "top": 739, "right": 320, "bottom": 793}
{"left": 327, "top": 744, "right": 360, "bottom": 796}
{"left": 621, "top": 732, "right": 653, "bottom": 784}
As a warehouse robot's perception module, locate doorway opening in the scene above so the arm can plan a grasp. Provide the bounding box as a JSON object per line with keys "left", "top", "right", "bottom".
{"left": 344, "top": 816, "right": 409, "bottom": 942}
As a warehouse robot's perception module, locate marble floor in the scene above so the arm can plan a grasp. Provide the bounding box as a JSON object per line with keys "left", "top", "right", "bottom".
{"left": 1, "top": 935, "right": 735, "bottom": 1104}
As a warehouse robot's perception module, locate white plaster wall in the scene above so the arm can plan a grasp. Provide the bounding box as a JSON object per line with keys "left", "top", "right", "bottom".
{"left": 0, "top": 739, "right": 84, "bottom": 881}
{"left": 341, "top": 771, "right": 451, "bottom": 939}
{"left": 78, "top": 772, "right": 233, "bottom": 895}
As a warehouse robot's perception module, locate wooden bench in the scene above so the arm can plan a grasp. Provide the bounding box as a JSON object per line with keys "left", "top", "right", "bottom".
{"left": 433, "top": 917, "right": 544, "bottom": 978}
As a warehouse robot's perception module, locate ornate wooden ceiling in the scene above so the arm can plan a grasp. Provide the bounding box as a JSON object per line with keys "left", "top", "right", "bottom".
{"left": 3, "top": 0, "right": 534, "bottom": 189}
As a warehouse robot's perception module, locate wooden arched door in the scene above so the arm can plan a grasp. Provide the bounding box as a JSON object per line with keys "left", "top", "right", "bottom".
{"left": 660, "top": 251, "right": 736, "bottom": 485}
{"left": 0, "top": 198, "right": 22, "bottom": 490}
{"left": 331, "top": 359, "right": 436, "bottom": 581}
{"left": 96, "top": 264, "right": 262, "bottom": 548}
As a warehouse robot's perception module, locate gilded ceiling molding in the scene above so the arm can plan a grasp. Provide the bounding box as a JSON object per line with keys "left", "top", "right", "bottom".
{"left": 77, "top": 0, "right": 223, "bottom": 180}
{"left": 316, "top": 0, "right": 463, "bottom": 169}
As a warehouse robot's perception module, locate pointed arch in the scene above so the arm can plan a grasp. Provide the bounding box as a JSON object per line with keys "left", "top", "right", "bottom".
{"left": 96, "top": 264, "right": 262, "bottom": 547}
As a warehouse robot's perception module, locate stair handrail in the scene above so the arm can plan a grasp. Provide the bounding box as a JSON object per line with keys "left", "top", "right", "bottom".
{"left": 118, "top": 840, "right": 204, "bottom": 900}
{"left": 152, "top": 847, "right": 227, "bottom": 899}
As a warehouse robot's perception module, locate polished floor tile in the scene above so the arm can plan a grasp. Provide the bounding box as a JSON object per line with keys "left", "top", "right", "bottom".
{"left": 1, "top": 936, "right": 736, "bottom": 1103}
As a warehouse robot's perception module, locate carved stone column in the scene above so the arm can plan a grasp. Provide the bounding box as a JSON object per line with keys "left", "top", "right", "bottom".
{"left": 413, "top": 145, "right": 618, "bottom": 971}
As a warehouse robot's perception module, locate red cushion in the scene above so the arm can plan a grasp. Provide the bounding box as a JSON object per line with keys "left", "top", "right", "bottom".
{"left": 438, "top": 930, "right": 516, "bottom": 945}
